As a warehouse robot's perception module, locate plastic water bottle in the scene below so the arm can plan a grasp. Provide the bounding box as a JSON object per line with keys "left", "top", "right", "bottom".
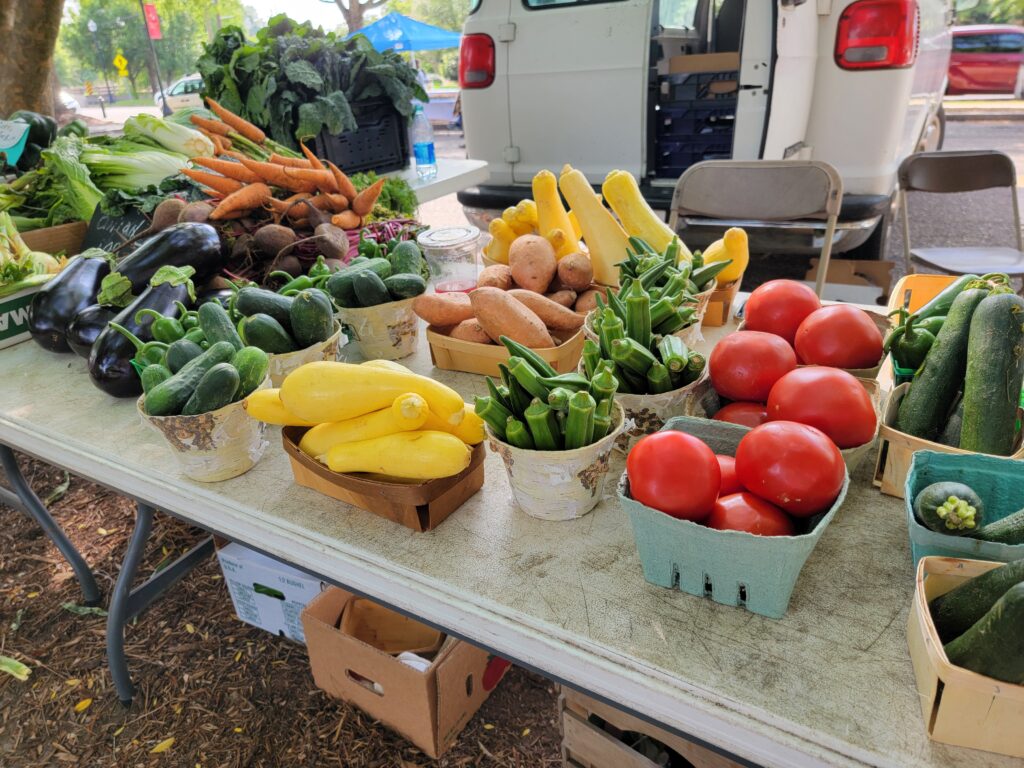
{"left": 411, "top": 105, "right": 437, "bottom": 180}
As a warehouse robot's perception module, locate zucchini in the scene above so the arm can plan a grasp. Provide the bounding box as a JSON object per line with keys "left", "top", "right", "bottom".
{"left": 388, "top": 241, "right": 425, "bottom": 276}
{"left": 231, "top": 346, "right": 269, "bottom": 397}
{"left": 352, "top": 270, "right": 390, "bottom": 307}
{"left": 943, "top": 582, "right": 1024, "bottom": 685}
{"left": 913, "top": 482, "right": 984, "bottom": 534}
{"left": 165, "top": 338, "right": 204, "bottom": 374}
{"left": 914, "top": 274, "right": 978, "bottom": 320}
{"left": 325, "top": 258, "right": 392, "bottom": 308}
{"left": 198, "top": 301, "right": 244, "bottom": 351}
{"left": 140, "top": 364, "right": 172, "bottom": 394}
{"left": 959, "top": 292, "right": 1024, "bottom": 455}
{"left": 143, "top": 341, "right": 236, "bottom": 416}
{"left": 972, "top": 508, "right": 1024, "bottom": 545}
{"left": 383, "top": 273, "right": 427, "bottom": 300}
{"left": 239, "top": 314, "right": 297, "bottom": 354}
{"left": 929, "top": 558, "right": 1024, "bottom": 641}
{"left": 896, "top": 287, "right": 989, "bottom": 440}
{"left": 235, "top": 287, "right": 294, "bottom": 329}
{"left": 937, "top": 396, "right": 964, "bottom": 447}
{"left": 289, "top": 288, "right": 335, "bottom": 348}
{"left": 182, "top": 363, "right": 241, "bottom": 416}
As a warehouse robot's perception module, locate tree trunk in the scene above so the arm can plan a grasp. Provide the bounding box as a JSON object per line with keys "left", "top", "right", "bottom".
{"left": 0, "top": 0, "right": 66, "bottom": 114}
{"left": 334, "top": 0, "right": 389, "bottom": 33}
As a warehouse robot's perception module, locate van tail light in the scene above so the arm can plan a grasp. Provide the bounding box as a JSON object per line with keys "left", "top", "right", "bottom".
{"left": 835, "top": 0, "right": 919, "bottom": 70}
{"left": 459, "top": 34, "right": 495, "bottom": 88}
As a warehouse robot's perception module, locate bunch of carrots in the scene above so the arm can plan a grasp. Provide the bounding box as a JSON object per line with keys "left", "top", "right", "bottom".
{"left": 180, "top": 98, "right": 386, "bottom": 230}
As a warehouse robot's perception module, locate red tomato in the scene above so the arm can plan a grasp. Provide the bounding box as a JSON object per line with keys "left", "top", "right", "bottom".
{"left": 709, "top": 331, "right": 797, "bottom": 402}
{"left": 744, "top": 280, "right": 821, "bottom": 344}
{"left": 626, "top": 431, "right": 721, "bottom": 521}
{"left": 766, "top": 367, "right": 877, "bottom": 448}
{"left": 707, "top": 493, "right": 795, "bottom": 536}
{"left": 715, "top": 455, "right": 742, "bottom": 495}
{"left": 713, "top": 402, "right": 768, "bottom": 428}
{"left": 734, "top": 421, "right": 845, "bottom": 517}
{"left": 794, "top": 305, "right": 883, "bottom": 369}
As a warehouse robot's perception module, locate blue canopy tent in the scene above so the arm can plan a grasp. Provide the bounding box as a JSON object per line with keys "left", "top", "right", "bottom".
{"left": 352, "top": 12, "right": 461, "bottom": 53}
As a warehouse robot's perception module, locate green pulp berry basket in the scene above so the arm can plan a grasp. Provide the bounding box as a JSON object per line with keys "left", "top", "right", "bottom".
{"left": 617, "top": 416, "right": 849, "bottom": 619}
{"left": 905, "top": 450, "right": 1024, "bottom": 566}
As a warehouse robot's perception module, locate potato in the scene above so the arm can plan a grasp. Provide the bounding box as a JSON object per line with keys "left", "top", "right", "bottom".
{"left": 556, "top": 252, "right": 594, "bottom": 291}
{"left": 508, "top": 289, "right": 584, "bottom": 332}
{"left": 449, "top": 318, "right": 493, "bottom": 345}
{"left": 477, "top": 264, "right": 513, "bottom": 290}
{"left": 508, "top": 234, "right": 557, "bottom": 294}
{"left": 412, "top": 292, "right": 475, "bottom": 327}
{"left": 545, "top": 290, "right": 577, "bottom": 308}
{"left": 470, "top": 287, "right": 554, "bottom": 348}
{"left": 574, "top": 289, "right": 601, "bottom": 314}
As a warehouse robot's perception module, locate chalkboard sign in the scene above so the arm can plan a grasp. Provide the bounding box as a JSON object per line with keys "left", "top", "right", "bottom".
{"left": 82, "top": 204, "right": 151, "bottom": 254}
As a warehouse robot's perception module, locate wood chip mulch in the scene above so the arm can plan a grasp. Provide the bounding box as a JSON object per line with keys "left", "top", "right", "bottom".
{"left": 0, "top": 454, "right": 563, "bottom": 767}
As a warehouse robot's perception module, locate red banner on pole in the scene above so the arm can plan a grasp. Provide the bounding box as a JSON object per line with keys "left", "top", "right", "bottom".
{"left": 143, "top": 4, "right": 162, "bottom": 40}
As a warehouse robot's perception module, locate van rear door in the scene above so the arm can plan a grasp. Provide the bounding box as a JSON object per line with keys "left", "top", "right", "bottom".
{"left": 505, "top": 0, "right": 653, "bottom": 184}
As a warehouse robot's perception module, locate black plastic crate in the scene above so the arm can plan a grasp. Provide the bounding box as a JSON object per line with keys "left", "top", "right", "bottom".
{"left": 313, "top": 98, "right": 410, "bottom": 174}
{"left": 655, "top": 101, "right": 736, "bottom": 139}
{"left": 654, "top": 134, "right": 734, "bottom": 178}
{"left": 660, "top": 70, "right": 739, "bottom": 103}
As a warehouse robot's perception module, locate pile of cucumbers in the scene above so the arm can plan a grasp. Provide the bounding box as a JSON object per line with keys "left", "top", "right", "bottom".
{"left": 233, "top": 286, "right": 336, "bottom": 354}
{"left": 928, "top": 557, "right": 1024, "bottom": 686}
{"left": 326, "top": 240, "right": 429, "bottom": 309}
{"left": 895, "top": 273, "right": 1024, "bottom": 455}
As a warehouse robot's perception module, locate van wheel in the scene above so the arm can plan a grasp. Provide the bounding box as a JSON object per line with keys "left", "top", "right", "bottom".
{"left": 918, "top": 107, "right": 945, "bottom": 152}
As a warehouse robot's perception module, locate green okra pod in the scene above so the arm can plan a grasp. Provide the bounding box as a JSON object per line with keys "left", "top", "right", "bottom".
{"left": 624, "top": 281, "right": 652, "bottom": 349}
{"left": 507, "top": 375, "right": 533, "bottom": 415}
{"left": 486, "top": 376, "right": 512, "bottom": 411}
{"left": 589, "top": 368, "right": 619, "bottom": 402}
{"left": 598, "top": 308, "right": 625, "bottom": 358}
{"left": 547, "top": 386, "right": 573, "bottom": 411}
{"left": 538, "top": 373, "right": 591, "bottom": 392}
{"left": 581, "top": 338, "right": 601, "bottom": 379}
{"left": 474, "top": 395, "right": 513, "bottom": 440}
{"left": 639, "top": 259, "right": 671, "bottom": 290}
{"left": 564, "top": 391, "right": 596, "bottom": 449}
{"left": 505, "top": 417, "right": 535, "bottom": 449}
{"left": 683, "top": 352, "right": 706, "bottom": 383}
{"left": 606, "top": 286, "right": 628, "bottom": 322}
{"left": 499, "top": 336, "right": 557, "bottom": 377}
{"left": 497, "top": 362, "right": 512, "bottom": 390}
{"left": 646, "top": 362, "right": 673, "bottom": 394}
{"left": 592, "top": 396, "right": 613, "bottom": 440}
{"left": 658, "top": 335, "right": 690, "bottom": 373}
{"left": 508, "top": 356, "right": 551, "bottom": 400}
{"left": 649, "top": 296, "right": 679, "bottom": 329}
{"left": 524, "top": 398, "right": 562, "bottom": 450}
{"left": 611, "top": 337, "right": 658, "bottom": 375}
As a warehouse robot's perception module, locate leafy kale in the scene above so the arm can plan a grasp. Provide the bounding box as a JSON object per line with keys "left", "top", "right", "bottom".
{"left": 196, "top": 15, "right": 428, "bottom": 149}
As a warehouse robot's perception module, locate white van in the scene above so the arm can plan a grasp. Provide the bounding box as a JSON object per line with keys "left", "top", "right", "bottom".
{"left": 456, "top": 0, "right": 969, "bottom": 259}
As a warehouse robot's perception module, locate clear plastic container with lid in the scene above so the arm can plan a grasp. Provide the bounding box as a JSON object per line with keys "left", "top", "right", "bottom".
{"left": 416, "top": 226, "right": 481, "bottom": 293}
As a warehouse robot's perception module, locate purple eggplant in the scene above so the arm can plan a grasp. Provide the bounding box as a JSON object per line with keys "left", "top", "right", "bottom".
{"left": 28, "top": 251, "right": 112, "bottom": 353}
{"left": 114, "top": 223, "right": 223, "bottom": 292}
{"left": 66, "top": 304, "right": 118, "bottom": 358}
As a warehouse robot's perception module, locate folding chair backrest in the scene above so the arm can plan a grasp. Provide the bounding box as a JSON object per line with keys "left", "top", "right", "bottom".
{"left": 898, "top": 150, "right": 1016, "bottom": 195}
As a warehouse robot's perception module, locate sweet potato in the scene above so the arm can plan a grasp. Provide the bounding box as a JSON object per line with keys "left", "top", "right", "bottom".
{"left": 477, "top": 264, "right": 513, "bottom": 291}
{"left": 449, "top": 318, "right": 493, "bottom": 345}
{"left": 470, "top": 287, "right": 554, "bottom": 348}
{"left": 412, "top": 292, "right": 475, "bottom": 327}
{"left": 508, "top": 289, "right": 584, "bottom": 332}
{"left": 508, "top": 235, "right": 557, "bottom": 293}
{"left": 556, "top": 252, "right": 594, "bottom": 291}
{"left": 545, "top": 290, "right": 577, "bottom": 308}
{"left": 574, "top": 284, "right": 615, "bottom": 314}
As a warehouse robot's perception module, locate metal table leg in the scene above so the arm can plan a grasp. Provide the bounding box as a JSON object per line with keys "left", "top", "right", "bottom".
{"left": 0, "top": 445, "right": 101, "bottom": 606}
{"left": 106, "top": 502, "right": 214, "bottom": 706}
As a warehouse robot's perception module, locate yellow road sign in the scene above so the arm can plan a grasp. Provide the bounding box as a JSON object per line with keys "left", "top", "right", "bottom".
{"left": 112, "top": 53, "right": 127, "bottom": 71}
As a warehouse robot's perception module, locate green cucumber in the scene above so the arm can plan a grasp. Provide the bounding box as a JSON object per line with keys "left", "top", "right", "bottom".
{"left": 140, "top": 364, "right": 172, "bottom": 394}
{"left": 383, "top": 273, "right": 427, "bottom": 300}
{"left": 943, "top": 582, "right": 1024, "bottom": 684}
{"left": 239, "top": 314, "right": 297, "bottom": 354}
{"left": 143, "top": 341, "right": 236, "bottom": 417}
{"left": 231, "top": 346, "right": 269, "bottom": 397}
{"left": 937, "top": 396, "right": 964, "bottom": 447}
{"left": 915, "top": 274, "right": 978, "bottom": 320}
{"left": 972, "top": 509, "right": 1024, "bottom": 545}
{"left": 930, "top": 558, "right": 1024, "bottom": 641}
{"left": 235, "top": 287, "right": 294, "bottom": 329}
{"left": 289, "top": 288, "right": 335, "bottom": 347}
{"left": 182, "top": 363, "right": 241, "bottom": 416}
{"left": 165, "top": 339, "right": 204, "bottom": 374}
{"left": 896, "top": 287, "right": 989, "bottom": 440}
{"left": 352, "top": 270, "right": 390, "bottom": 307}
{"left": 387, "top": 241, "right": 424, "bottom": 276}
{"left": 959, "top": 292, "right": 1024, "bottom": 455}
{"left": 325, "top": 258, "right": 392, "bottom": 308}
{"left": 198, "top": 301, "right": 244, "bottom": 351}
{"left": 913, "top": 482, "right": 984, "bottom": 535}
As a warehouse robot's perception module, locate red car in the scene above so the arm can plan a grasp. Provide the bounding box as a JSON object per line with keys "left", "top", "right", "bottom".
{"left": 947, "top": 24, "right": 1024, "bottom": 97}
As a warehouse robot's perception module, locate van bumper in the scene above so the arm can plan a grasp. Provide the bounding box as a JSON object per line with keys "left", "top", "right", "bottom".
{"left": 457, "top": 185, "right": 892, "bottom": 256}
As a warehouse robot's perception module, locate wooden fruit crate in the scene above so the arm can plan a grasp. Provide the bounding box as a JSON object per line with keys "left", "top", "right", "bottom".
{"left": 560, "top": 688, "right": 742, "bottom": 768}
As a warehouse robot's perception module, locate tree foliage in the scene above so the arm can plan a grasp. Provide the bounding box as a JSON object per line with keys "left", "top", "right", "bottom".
{"left": 957, "top": 0, "right": 1024, "bottom": 24}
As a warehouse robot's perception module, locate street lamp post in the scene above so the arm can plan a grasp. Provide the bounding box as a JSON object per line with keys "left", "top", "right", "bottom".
{"left": 86, "top": 19, "right": 114, "bottom": 117}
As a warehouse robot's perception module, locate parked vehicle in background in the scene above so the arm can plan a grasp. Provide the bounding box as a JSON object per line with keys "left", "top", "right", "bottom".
{"left": 458, "top": 0, "right": 966, "bottom": 260}
{"left": 58, "top": 90, "right": 80, "bottom": 113}
{"left": 947, "top": 25, "right": 1024, "bottom": 97}
{"left": 154, "top": 73, "right": 204, "bottom": 111}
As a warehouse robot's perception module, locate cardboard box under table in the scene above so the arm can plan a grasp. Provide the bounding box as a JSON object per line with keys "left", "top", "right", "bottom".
{"left": 302, "top": 587, "right": 508, "bottom": 758}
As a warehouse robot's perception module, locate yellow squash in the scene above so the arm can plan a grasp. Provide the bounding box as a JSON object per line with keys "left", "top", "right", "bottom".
{"left": 602, "top": 170, "right": 692, "bottom": 260}
{"left": 325, "top": 431, "right": 472, "bottom": 480}
{"left": 533, "top": 170, "right": 577, "bottom": 259}
{"left": 243, "top": 388, "right": 320, "bottom": 426}
{"left": 422, "top": 404, "right": 486, "bottom": 445}
{"left": 484, "top": 218, "right": 516, "bottom": 264}
{"left": 299, "top": 393, "right": 429, "bottom": 458}
{"left": 701, "top": 227, "right": 748, "bottom": 284}
{"left": 360, "top": 359, "right": 409, "bottom": 373}
{"left": 279, "top": 361, "right": 465, "bottom": 426}
{"left": 558, "top": 165, "right": 628, "bottom": 287}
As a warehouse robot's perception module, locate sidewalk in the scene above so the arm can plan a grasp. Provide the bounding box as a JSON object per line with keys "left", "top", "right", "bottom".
{"left": 943, "top": 95, "right": 1024, "bottom": 121}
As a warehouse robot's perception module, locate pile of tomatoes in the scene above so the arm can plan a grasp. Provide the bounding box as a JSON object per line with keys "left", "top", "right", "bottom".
{"left": 626, "top": 421, "right": 846, "bottom": 536}
{"left": 708, "top": 280, "right": 880, "bottom": 450}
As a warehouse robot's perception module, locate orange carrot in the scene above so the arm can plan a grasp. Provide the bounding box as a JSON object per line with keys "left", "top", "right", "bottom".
{"left": 220, "top": 136, "right": 233, "bottom": 151}
{"left": 190, "top": 114, "right": 232, "bottom": 136}
{"left": 238, "top": 157, "right": 335, "bottom": 193}
{"left": 202, "top": 131, "right": 224, "bottom": 154}
{"left": 210, "top": 183, "right": 272, "bottom": 221}
{"left": 269, "top": 153, "right": 311, "bottom": 169}
{"left": 181, "top": 168, "right": 244, "bottom": 196}
{"left": 325, "top": 160, "right": 358, "bottom": 200}
{"left": 332, "top": 210, "right": 361, "bottom": 230}
{"left": 299, "top": 142, "right": 325, "bottom": 171}
{"left": 221, "top": 150, "right": 249, "bottom": 162}
{"left": 351, "top": 178, "right": 385, "bottom": 217}
{"left": 193, "top": 156, "right": 261, "bottom": 184}
{"left": 204, "top": 98, "right": 266, "bottom": 144}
